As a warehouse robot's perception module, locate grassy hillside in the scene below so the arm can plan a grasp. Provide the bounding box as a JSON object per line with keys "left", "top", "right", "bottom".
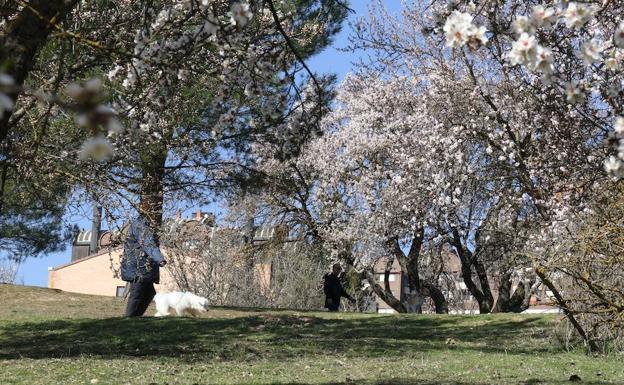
{"left": 0, "top": 284, "right": 621, "bottom": 385}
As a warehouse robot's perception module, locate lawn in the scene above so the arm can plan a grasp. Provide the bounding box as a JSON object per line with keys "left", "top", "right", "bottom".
{"left": 0, "top": 284, "right": 620, "bottom": 385}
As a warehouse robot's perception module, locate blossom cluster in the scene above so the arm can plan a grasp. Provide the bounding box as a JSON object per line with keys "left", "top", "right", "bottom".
{"left": 605, "top": 117, "right": 624, "bottom": 176}
{"left": 443, "top": 10, "right": 487, "bottom": 50}
{"left": 440, "top": 1, "right": 624, "bottom": 177}
{"left": 85, "top": 1, "right": 261, "bottom": 162}
{"left": 508, "top": 33, "right": 554, "bottom": 74}
{"left": 290, "top": 74, "right": 471, "bottom": 265}
{"left": 63, "top": 78, "right": 122, "bottom": 161}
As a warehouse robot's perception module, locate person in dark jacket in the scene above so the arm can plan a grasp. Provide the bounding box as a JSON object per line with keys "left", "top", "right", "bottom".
{"left": 120, "top": 214, "right": 167, "bottom": 317}
{"left": 323, "top": 262, "right": 355, "bottom": 311}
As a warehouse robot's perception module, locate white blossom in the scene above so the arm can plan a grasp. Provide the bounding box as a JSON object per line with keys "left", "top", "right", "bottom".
{"left": 580, "top": 40, "right": 602, "bottom": 65}
{"left": 470, "top": 26, "right": 488, "bottom": 47}
{"left": 107, "top": 118, "right": 124, "bottom": 134}
{"left": 0, "top": 73, "right": 14, "bottom": 86}
{"left": 443, "top": 11, "right": 487, "bottom": 49}
{"left": 0, "top": 73, "right": 14, "bottom": 119}
{"left": 531, "top": 5, "right": 557, "bottom": 29}
{"left": 230, "top": 2, "right": 252, "bottom": 27}
{"left": 604, "top": 155, "right": 620, "bottom": 174}
{"left": 0, "top": 94, "right": 13, "bottom": 118}
{"left": 202, "top": 17, "right": 219, "bottom": 36}
{"left": 614, "top": 21, "right": 624, "bottom": 48}
{"left": 615, "top": 117, "right": 624, "bottom": 135}
{"left": 514, "top": 16, "right": 533, "bottom": 35}
{"left": 443, "top": 11, "right": 473, "bottom": 48}
{"left": 106, "top": 65, "right": 124, "bottom": 81}
{"left": 79, "top": 136, "right": 114, "bottom": 161}
{"left": 508, "top": 33, "right": 537, "bottom": 66}
{"left": 66, "top": 78, "right": 102, "bottom": 102}
{"left": 84, "top": 78, "right": 102, "bottom": 93}
{"left": 564, "top": 2, "right": 595, "bottom": 29}
{"left": 534, "top": 45, "right": 554, "bottom": 74}
{"left": 606, "top": 57, "right": 620, "bottom": 71}
{"left": 565, "top": 81, "right": 584, "bottom": 104}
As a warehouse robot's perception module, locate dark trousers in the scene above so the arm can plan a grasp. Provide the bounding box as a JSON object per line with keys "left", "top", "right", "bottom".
{"left": 125, "top": 279, "right": 156, "bottom": 317}
{"left": 325, "top": 296, "right": 340, "bottom": 312}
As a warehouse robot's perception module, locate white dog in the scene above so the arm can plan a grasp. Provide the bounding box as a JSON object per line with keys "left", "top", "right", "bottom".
{"left": 154, "top": 291, "right": 209, "bottom": 317}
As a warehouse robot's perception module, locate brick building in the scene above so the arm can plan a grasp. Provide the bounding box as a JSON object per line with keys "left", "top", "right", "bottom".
{"left": 48, "top": 211, "right": 278, "bottom": 297}
{"left": 373, "top": 249, "right": 554, "bottom": 314}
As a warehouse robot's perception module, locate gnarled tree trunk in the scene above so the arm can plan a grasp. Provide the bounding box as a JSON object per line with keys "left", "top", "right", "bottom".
{"left": 364, "top": 259, "right": 407, "bottom": 313}
{"left": 450, "top": 228, "right": 494, "bottom": 314}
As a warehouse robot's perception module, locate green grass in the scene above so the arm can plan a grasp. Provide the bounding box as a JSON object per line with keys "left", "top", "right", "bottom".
{"left": 0, "top": 284, "right": 620, "bottom": 385}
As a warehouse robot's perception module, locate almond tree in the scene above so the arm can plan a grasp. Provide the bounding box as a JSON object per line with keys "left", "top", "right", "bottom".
{"left": 293, "top": 74, "right": 461, "bottom": 313}
{"left": 346, "top": 0, "right": 621, "bottom": 345}
{"left": 429, "top": 0, "right": 621, "bottom": 349}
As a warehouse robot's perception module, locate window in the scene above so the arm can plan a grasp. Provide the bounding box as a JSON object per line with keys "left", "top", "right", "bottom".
{"left": 378, "top": 274, "right": 396, "bottom": 282}
{"left": 116, "top": 286, "right": 127, "bottom": 297}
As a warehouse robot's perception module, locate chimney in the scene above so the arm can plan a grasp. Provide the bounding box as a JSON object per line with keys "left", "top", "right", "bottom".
{"left": 175, "top": 209, "right": 181, "bottom": 220}
{"left": 90, "top": 205, "right": 102, "bottom": 255}
{"left": 195, "top": 210, "right": 203, "bottom": 221}
{"left": 242, "top": 215, "right": 255, "bottom": 245}
{"left": 203, "top": 212, "right": 216, "bottom": 226}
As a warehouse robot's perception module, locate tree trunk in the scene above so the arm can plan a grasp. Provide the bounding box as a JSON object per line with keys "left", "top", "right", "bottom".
{"left": 506, "top": 278, "right": 533, "bottom": 313}
{"left": 450, "top": 228, "right": 494, "bottom": 314}
{"left": 138, "top": 150, "right": 167, "bottom": 233}
{"left": 387, "top": 236, "right": 421, "bottom": 313}
{"left": 0, "top": 0, "right": 80, "bottom": 142}
{"left": 535, "top": 266, "right": 598, "bottom": 352}
{"left": 421, "top": 280, "right": 448, "bottom": 314}
{"left": 492, "top": 271, "right": 513, "bottom": 313}
{"left": 364, "top": 265, "right": 407, "bottom": 313}
{"left": 386, "top": 232, "right": 448, "bottom": 314}
{"left": 405, "top": 228, "right": 424, "bottom": 293}
{"left": 472, "top": 257, "right": 495, "bottom": 312}
{"left": 494, "top": 271, "right": 536, "bottom": 313}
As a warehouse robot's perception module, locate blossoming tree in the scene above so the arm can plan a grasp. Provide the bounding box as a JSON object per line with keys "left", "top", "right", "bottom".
{"left": 1, "top": 0, "right": 348, "bottom": 255}
{"left": 343, "top": 0, "right": 621, "bottom": 346}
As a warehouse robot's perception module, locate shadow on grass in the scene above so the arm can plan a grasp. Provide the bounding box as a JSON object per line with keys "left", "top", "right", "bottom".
{"left": 257, "top": 382, "right": 613, "bottom": 385}
{"left": 0, "top": 313, "right": 553, "bottom": 361}
{"left": 136, "top": 380, "right": 614, "bottom": 385}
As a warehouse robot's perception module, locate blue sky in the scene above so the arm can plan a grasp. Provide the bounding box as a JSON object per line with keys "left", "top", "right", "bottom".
{"left": 14, "top": 0, "right": 402, "bottom": 287}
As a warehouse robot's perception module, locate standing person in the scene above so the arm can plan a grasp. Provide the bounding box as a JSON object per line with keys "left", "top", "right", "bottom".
{"left": 323, "top": 262, "right": 355, "bottom": 311}
{"left": 120, "top": 214, "right": 167, "bottom": 317}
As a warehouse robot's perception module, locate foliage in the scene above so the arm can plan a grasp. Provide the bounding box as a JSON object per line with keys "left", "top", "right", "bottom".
{"left": 533, "top": 181, "right": 624, "bottom": 352}
{"left": 0, "top": 260, "right": 17, "bottom": 283}
{"left": 0, "top": 162, "right": 73, "bottom": 260}
{"left": 161, "top": 219, "right": 330, "bottom": 309}
{"left": 1, "top": 0, "right": 349, "bottom": 254}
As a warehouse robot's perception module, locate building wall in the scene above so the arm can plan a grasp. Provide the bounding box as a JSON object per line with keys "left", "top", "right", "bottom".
{"left": 49, "top": 248, "right": 272, "bottom": 298}
{"left": 48, "top": 248, "right": 177, "bottom": 297}
{"left": 71, "top": 244, "right": 91, "bottom": 262}
{"left": 374, "top": 272, "right": 403, "bottom": 312}
{"left": 254, "top": 263, "right": 272, "bottom": 295}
